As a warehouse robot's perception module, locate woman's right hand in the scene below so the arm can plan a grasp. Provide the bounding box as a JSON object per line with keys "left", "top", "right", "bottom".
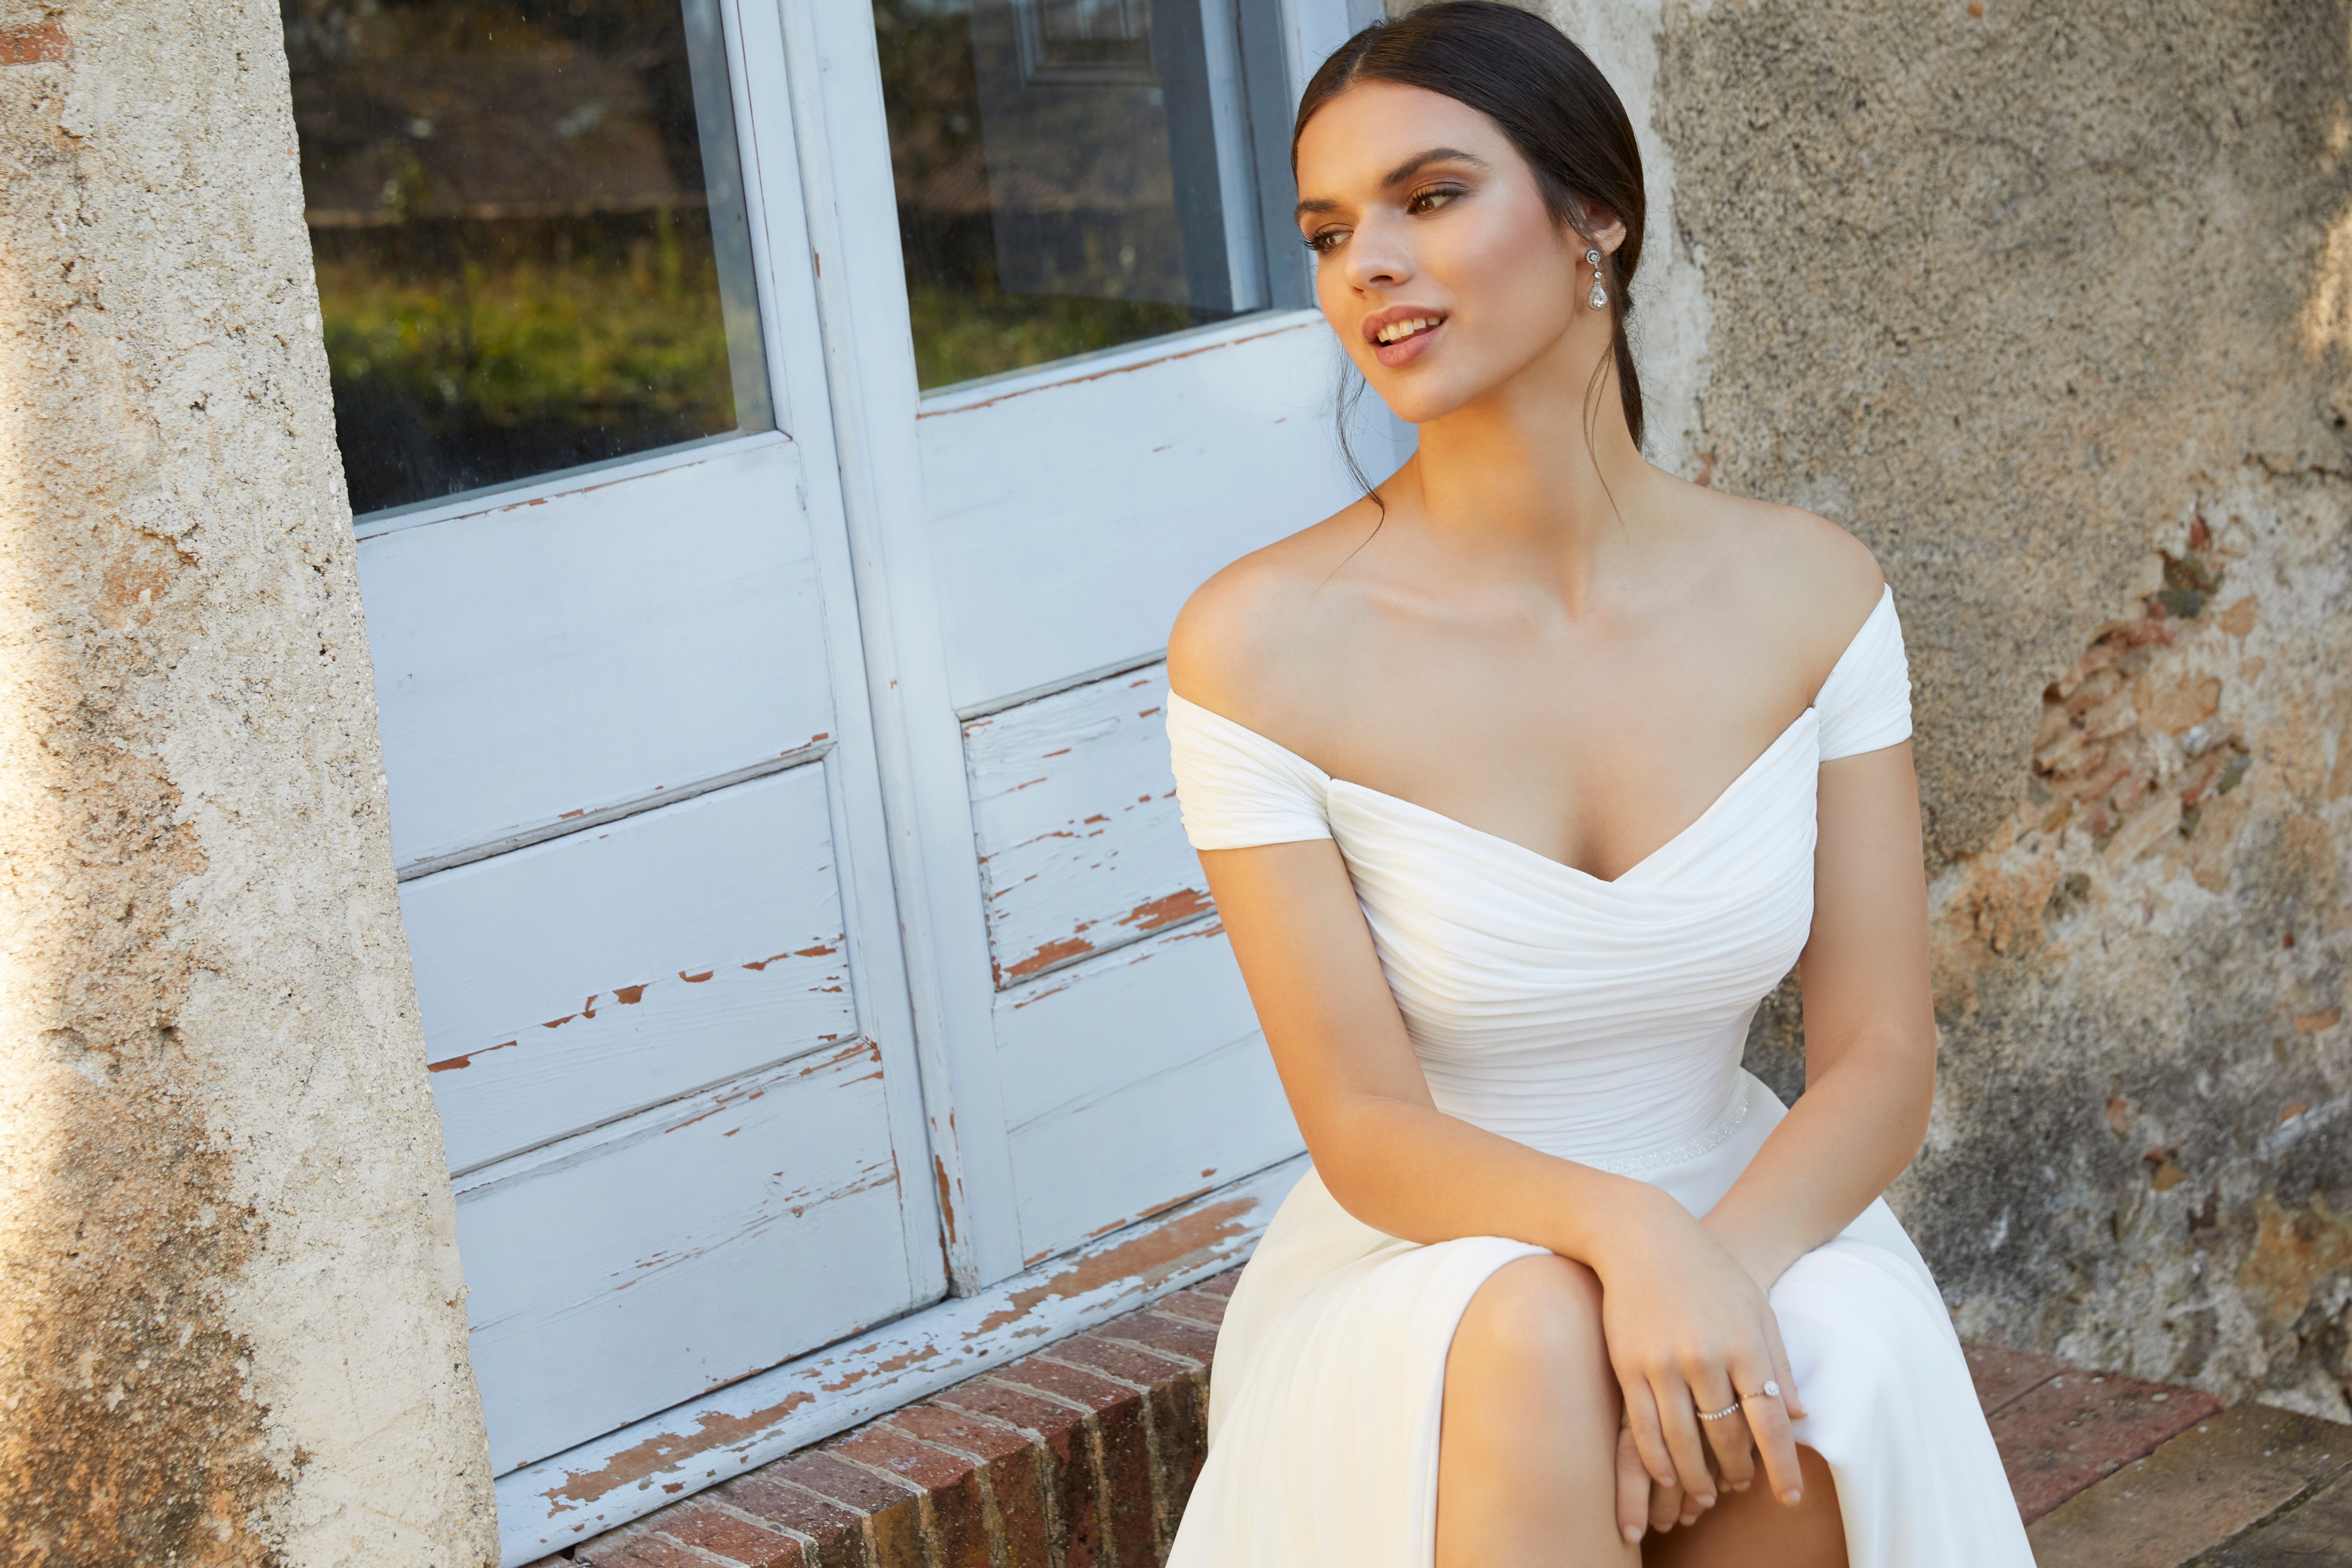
{"left": 1593, "top": 1183, "right": 1808, "bottom": 1534}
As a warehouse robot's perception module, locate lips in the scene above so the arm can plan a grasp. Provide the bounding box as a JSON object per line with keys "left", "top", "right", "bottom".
{"left": 1362, "top": 307, "right": 1447, "bottom": 368}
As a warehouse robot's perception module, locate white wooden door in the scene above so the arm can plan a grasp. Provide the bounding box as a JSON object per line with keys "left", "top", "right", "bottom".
{"left": 300, "top": 0, "right": 944, "bottom": 1475}
{"left": 798, "top": 0, "right": 1398, "bottom": 1289}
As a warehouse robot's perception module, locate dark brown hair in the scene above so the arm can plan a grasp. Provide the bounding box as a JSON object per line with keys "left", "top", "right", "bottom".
{"left": 1294, "top": 1, "right": 1648, "bottom": 453}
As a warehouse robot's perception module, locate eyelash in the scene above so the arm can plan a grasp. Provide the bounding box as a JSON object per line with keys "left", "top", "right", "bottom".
{"left": 1301, "top": 183, "right": 1468, "bottom": 254}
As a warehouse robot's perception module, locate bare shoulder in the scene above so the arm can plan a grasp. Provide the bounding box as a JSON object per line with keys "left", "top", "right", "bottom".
{"left": 1677, "top": 483, "right": 1886, "bottom": 671}
{"left": 1166, "top": 496, "right": 1380, "bottom": 723}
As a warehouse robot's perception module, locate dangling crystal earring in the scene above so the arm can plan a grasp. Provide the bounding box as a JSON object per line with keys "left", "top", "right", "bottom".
{"left": 1585, "top": 248, "right": 1608, "bottom": 310}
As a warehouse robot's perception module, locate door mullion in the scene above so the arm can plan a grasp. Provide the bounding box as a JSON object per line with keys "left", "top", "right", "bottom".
{"left": 775, "top": 0, "right": 1030, "bottom": 1291}
{"left": 725, "top": 0, "right": 949, "bottom": 1298}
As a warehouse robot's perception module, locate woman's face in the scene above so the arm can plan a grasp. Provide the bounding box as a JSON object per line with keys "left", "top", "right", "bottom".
{"left": 1292, "top": 79, "right": 1616, "bottom": 427}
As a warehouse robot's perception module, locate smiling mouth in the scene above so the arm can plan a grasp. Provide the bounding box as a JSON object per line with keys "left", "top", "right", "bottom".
{"left": 1373, "top": 315, "right": 1445, "bottom": 345}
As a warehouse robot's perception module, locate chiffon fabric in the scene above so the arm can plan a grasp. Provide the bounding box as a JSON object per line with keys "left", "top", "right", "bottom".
{"left": 1161, "top": 587, "right": 2032, "bottom": 1566}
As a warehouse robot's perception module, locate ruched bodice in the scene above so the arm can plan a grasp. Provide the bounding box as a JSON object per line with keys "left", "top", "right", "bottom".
{"left": 1160, "top": 587, "right": 2033, "bottom": 1568}
{"left": 1165, "top": 585, "right": 1912, "bottom": 1171}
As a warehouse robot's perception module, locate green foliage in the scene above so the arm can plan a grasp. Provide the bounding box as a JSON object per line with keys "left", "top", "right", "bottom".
{"left": 314, "top": 227, "right": 736, "bottom": 436}
{"left": 907, "top": 287, "right": 1197, "bottom": 391}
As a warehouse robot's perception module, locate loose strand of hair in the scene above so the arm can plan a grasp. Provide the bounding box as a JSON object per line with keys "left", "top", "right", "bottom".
{"left": 1582, "top": 323, "right": 1628, "bottom": 536}
{"left": 1322, "top": 365, "right": 1389, "bottom": 591}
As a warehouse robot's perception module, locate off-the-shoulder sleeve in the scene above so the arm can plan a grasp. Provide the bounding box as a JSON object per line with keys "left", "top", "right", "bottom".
{"left": 1814, "top": 585, "right": 1914, "bottom": 761}
{"left": 1165, "top": 690, "right": 1334, "bottom": 850}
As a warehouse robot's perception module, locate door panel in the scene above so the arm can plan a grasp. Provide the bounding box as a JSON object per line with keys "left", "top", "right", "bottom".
{"left": 963, "top": 663, "right": 1199, "bottom": 989}
{"left": 995, "top": 921, "right": 1292, "bottom": 1263}
{"left": 916, "top": 317, "right": 1355, "bottom": 710}
{"left": 456, "top": 1039, "right": 910, "bottom": 1473}
{"left": 359, "top": 436, "right": 834, "bottom": 873}
{"left": 405, "top": 762, "right": 857, "bottom": 1175}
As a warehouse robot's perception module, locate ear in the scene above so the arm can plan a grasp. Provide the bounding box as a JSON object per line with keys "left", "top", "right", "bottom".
{"left": 1578, "top": 205, "right": 1629, "bottom": 260}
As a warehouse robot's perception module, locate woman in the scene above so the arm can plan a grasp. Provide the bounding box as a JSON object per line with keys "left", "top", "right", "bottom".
{"left": 1159, "top": 7, "right": 2032, "bottom": 1566}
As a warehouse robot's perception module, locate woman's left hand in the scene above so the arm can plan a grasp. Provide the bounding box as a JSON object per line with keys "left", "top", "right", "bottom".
{"left": 1612, "top": 1306, "right": 1811, "bottom": 1543}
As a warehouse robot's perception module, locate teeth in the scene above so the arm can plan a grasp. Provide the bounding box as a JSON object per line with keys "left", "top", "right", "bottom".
{"left": 1378, "top": 317, "right": 1437, "bottom": 344}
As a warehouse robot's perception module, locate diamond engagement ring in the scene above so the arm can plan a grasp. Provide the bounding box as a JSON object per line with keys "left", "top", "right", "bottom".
{"left": 1696, "top": 1401, "right": 1742, "bottom": 1422}
{"left": 1742, "top": 1380, "right": 1782, "bottom": 1401}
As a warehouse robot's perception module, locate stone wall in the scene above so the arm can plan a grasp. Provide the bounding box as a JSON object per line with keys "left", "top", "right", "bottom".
{"left": 1492, "top": 0, "right": 2352, "bottom": 1416}
{"left": 0, "top": 4, "right": 497, "bottom": 1564}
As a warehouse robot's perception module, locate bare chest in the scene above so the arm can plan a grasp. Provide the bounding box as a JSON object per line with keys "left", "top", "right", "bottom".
{"left": 1297, "top": 622, "right": 1813, "bottom": 881}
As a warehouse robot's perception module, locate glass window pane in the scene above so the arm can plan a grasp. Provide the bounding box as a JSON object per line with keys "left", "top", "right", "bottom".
{"left": 280, "top": 0, "right": 771, "bottom": 518}
{"left": 874, "top": 0, "right": 1280, "bottom": 391}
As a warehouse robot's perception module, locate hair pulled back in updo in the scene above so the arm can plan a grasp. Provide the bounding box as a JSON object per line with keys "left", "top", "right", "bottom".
{"left": 1294, "top": 1, "right": 1649, "bottom": 450}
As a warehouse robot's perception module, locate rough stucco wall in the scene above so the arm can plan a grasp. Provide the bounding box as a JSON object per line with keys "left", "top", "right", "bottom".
{"left": 1595, "top": 0, "right": 2352, "bottom": 1417}
{"left": 0, "top": 4, "right": 498, "bottom": 1564}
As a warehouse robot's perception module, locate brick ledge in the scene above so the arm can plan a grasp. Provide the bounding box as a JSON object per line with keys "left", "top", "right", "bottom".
{"left": 544, "top": 1273, "right": 1236, "bottom": 1568}
{"left": 547, "top": 1277, "right": 2268, "bottom": 1568}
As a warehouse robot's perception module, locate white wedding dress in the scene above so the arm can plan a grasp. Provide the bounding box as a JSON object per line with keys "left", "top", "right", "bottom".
{"left": 1160, "top": 587, "right": 2032, "bottom": 1566}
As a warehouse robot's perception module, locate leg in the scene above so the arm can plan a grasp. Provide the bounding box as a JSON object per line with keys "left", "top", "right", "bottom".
{"left": 1435, "top": 1254, "right": 1637, "bottom": 1568}
{"left": 1642, "top": 1444, "right": 1845, "bottom": 1568}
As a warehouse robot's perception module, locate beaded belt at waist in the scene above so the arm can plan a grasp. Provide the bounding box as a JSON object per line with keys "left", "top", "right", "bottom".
{"left": 1567, "top": 1075, "right": 1754, "bottom": 1177}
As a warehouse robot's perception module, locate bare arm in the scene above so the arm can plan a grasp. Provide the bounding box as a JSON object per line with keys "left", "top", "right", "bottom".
{"left": 1197, "top": 837, "right": 1813, "bottom": 1516}
{"left": 1197, "top": 837, "right": 1670, "bottom": 1263}
{"left": 1699, "top": 740, "right": 1937, "bottom": 1288}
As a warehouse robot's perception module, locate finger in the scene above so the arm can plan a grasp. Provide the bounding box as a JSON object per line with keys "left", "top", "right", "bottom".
{"left": 1686, "top": 1364, "right": 1758, "bottom": 1492}
{"left": 1621, "top": 1378, "right": 1679, "bottom": 1490}
{"left": 1647, "top": 1471, "right": 1684, "bottom": 1535}
{"left": 1614, "top": 1423, "right": 1651, "bottom": 1544}
{"left": 1679, "top": 1460, "right": 1718, "bottom": 1527}
{"left": 1731, "top": 1354, "right": 1807, "bottom": 1505}
{"left": 1760, "top": 1311, "right": 1808, "bottom": 1422}
{"left": 1630, "top": 1390, "right": 1685, "bottom": 1535}
{"left": 1647, "top": 1369, "right": 1718, "bottom": 1509}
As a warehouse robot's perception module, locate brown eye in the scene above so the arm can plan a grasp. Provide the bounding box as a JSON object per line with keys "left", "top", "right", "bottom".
{"left": 1408, "top": 184, "right": 1465, "bottom": 214}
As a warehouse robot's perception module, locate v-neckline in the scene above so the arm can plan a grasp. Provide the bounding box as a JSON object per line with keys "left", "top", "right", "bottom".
{"left": 1165, "top": 583, "right": 1890, "bottom": 888}
{"left": 1323, "top": 708, "right": 1817, "bottom": 887}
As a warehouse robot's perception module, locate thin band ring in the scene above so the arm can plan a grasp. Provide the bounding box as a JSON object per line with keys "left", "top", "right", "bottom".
{"left": 1696, "top": 1401, "right": 1741, "bottom": 1422}
{"left": 1742, "top": 1379, "right": 1783, "bottom": 1402}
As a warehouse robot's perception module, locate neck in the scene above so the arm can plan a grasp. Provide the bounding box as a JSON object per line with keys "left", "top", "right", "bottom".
{"left": 1387, "top": 333, "right": 1654, "bottom": 613}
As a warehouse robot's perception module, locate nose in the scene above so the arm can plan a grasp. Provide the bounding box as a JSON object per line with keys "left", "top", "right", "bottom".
{"left": 1342, "top": 209, "right": 1414, "bottom": 293}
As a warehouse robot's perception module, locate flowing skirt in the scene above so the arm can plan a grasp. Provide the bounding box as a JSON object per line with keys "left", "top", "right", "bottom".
{"left": 1165, "top": 1073, "right": 2034, "bottom": 1567}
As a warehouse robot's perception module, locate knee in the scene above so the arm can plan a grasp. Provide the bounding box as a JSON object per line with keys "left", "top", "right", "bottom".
{"left": 1455, "top": 1255, "right": 1605, "bottom": 1375}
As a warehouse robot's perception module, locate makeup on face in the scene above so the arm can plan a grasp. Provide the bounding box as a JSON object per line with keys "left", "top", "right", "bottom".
{"left": 1295, "top": 84, "right": 1592, "bottom": 422}
{"left": 1297, "top": 147, "right": 1488, "bottom": 374}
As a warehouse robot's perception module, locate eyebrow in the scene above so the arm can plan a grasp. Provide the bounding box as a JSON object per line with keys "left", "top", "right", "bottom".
{"left": 1294, "top": 146, "right": 1489, "bottom": 220}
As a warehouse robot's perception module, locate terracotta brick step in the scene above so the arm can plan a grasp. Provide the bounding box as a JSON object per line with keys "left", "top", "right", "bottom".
{"left": 543, "top": 1276, "right": 2302, "bottom": 1567}
{"left": 1965, "top": 1344, "right": 2226, "bottom": 1520}
{"left": 2029, "top": 1402, "right": 2352, "bottom": 1568}
{"left": 552, "top": 1273, "right": 1237, "bottom": 1568}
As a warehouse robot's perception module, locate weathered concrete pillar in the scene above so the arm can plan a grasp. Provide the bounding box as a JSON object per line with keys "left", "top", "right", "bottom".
{"left": 1, "top": 4, "right": 496, "bottom": 1563}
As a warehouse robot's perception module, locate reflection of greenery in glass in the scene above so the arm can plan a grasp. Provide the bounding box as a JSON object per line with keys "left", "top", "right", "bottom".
{"left": 904, "top": 288, "right": 1196, "bottom": 390}
{"left": 280, "top": 0, "right": 763, "bottom": 513}
{"left": 873, "top": 0, "right": 1230, "bottom": 391}
{"left": 314, "top": 217, "right": 733, "bottom": 440}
